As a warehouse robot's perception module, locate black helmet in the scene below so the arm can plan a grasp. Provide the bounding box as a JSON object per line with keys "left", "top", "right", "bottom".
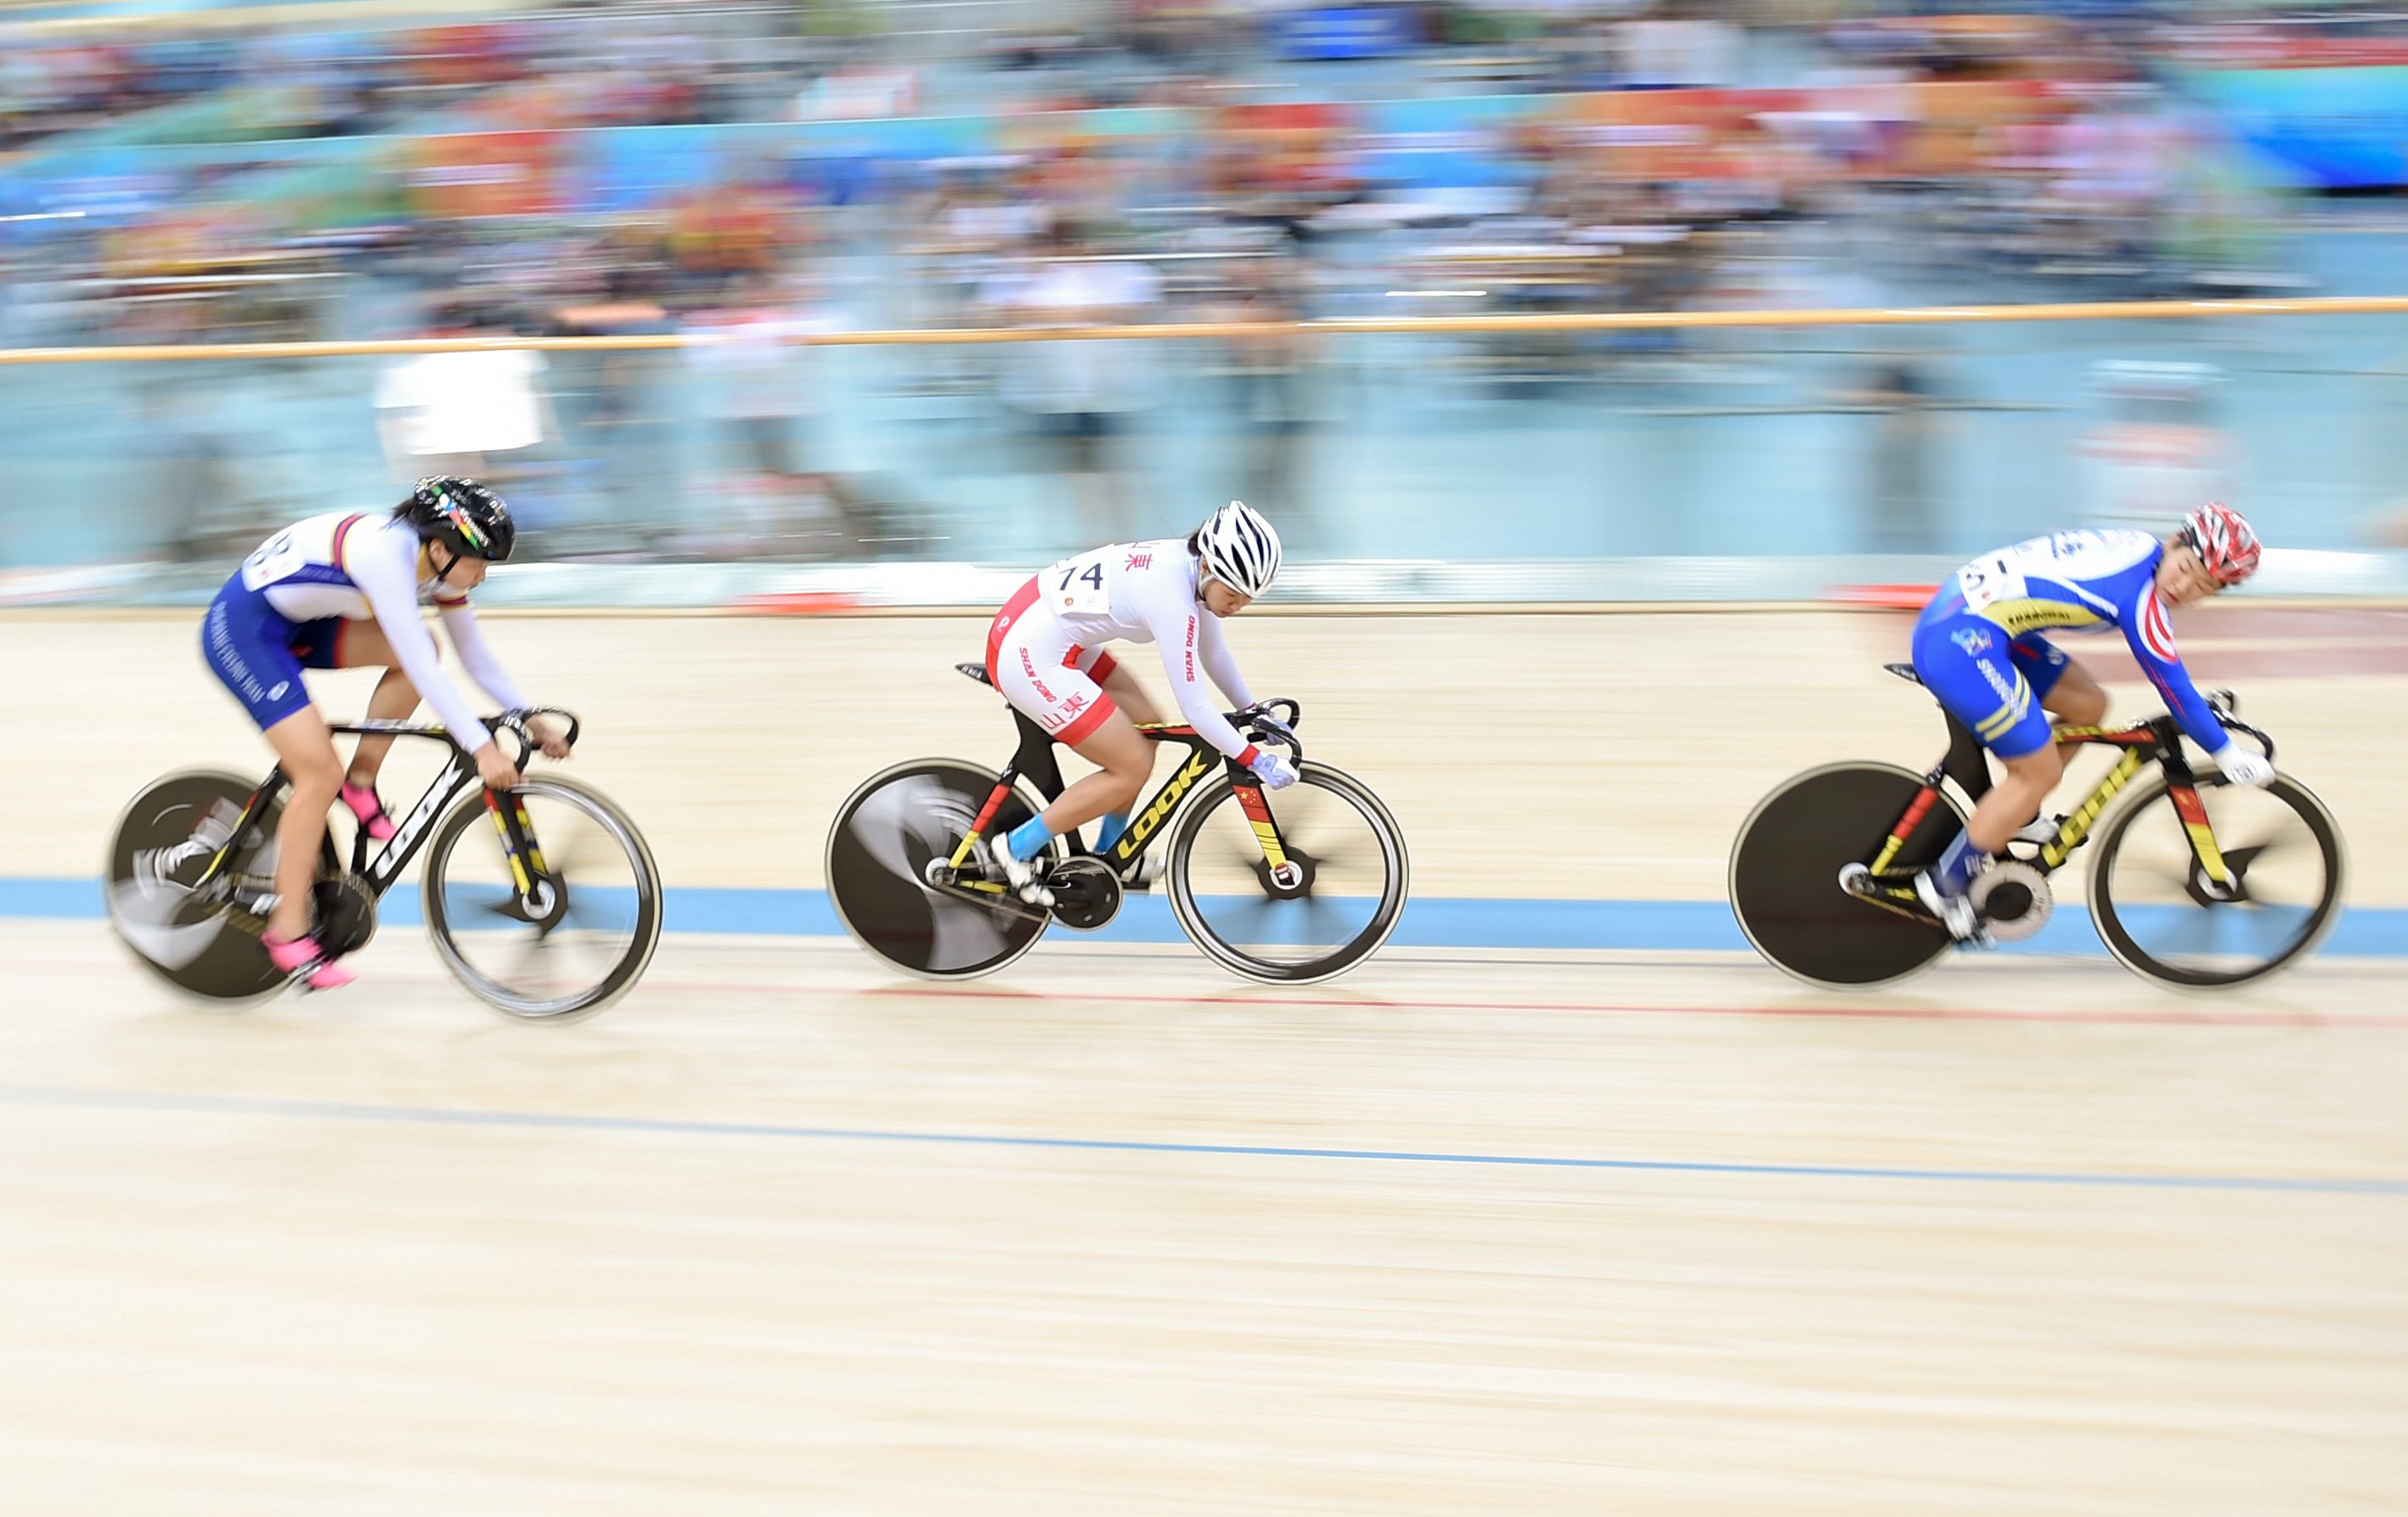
{"left": 395, "top": 476, "right": 515, "bottom": 562}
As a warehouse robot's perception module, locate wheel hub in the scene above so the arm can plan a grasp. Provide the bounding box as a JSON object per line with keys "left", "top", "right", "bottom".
{"left": 2177, "top": 843, "right": 2259, "bottom": 907}
{"left": 1255, "top": 850, "right": 1316, "bottom": 899}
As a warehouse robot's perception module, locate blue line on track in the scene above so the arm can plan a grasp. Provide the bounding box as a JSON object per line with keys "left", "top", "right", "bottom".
{"left": 16, "top": 877, "right": 2408, "bottom": 955}
{"left": 3, "top": 1085, "right": 2401, "bottom": 1195}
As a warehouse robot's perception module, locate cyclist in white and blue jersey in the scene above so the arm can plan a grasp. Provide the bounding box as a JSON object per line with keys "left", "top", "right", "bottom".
{"left": 1909, "top": 502, "right": 2270, "bottom": 941}
{"left": 200, "top": 477, "right": 567, "bottom": 990}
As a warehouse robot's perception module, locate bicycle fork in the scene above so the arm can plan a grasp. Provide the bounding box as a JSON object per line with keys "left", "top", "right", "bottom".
{"left": 1231, "top": 779, "right": 1306, "bottom": 893}
{"left": 482, "top": 788, "right": 566, "bottom": 926}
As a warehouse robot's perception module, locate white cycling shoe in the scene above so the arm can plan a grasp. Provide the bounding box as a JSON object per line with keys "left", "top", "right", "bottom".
{"left": 2010, "top": 815, "right": 2067, "bottom": 849}
{"left": 1914, "top": 868, "right": 1994, "bottom": 948}
{"left": 979, "top": 837, "right": 1054, "bottom": 907}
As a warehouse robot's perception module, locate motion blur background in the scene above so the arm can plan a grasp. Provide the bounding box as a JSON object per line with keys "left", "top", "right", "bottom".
{"left": 5, "top": 0, "right": 2408, "bottom": 605}
{"left": 9, "top": 7, "right": 2408, "bottom": 1509}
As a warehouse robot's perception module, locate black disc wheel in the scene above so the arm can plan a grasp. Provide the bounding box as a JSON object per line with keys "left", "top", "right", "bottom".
{"left": 105, "top": 770, "right": 317, "bottom": 1003}
{"left": 1165, "top": 762, "right": 1407, "bottom": 984}
{"left": 421, "top": 777, "right": 663, "bottom": 1022}
{"left": 826, "top": 758, "right": 1056, "bottom": 979}
{"left": 1730, "top": 762, "right": 1963, "bottom": 989}
{"left": 2089, "top": 771, "right": 2345, "bottom": 990}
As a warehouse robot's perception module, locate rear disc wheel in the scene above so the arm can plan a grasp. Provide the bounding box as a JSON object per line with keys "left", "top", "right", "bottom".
{"left": 105, "top": 770, "right": 294, "bottom": 1003}
{"left": 1730, "top": 762, "right": 1962, "bottom": 989}
{"left": 826, "top": 758, "right": 1055, "bottom": 979}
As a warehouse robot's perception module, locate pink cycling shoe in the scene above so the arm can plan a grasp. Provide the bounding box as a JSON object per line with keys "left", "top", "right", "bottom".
{"left": 263, "top": 932, "right": 357, "bottom": 991}
{"left": 340, "top": 781, "right": 398, "bottom": 843}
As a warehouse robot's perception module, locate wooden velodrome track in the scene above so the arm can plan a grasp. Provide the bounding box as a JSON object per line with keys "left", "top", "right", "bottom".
{"left": 3, "top": 608, "right": 2405, "bottom": 1513}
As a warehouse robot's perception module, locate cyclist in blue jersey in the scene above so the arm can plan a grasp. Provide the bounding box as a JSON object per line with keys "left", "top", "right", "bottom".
{"left": 200, "top": 477, "right": 567, "bottom": 990}
{"left": 1909, "top": 502, "right": 2269, "bottom": 941}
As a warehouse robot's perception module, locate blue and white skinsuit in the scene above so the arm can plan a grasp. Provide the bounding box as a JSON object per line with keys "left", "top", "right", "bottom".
{"left": 1912, "top": 529, "right": 2236, "bottom": 764}
{"left": 202, "top": 510, "right": 527, "bottom": 748}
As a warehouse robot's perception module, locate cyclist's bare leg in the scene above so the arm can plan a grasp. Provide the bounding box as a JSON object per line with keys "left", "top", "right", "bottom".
{"left": 1037, "top": 663, "right": 1166, "bottom": 839}
{"left": 1964, "top": 742, "right": 2065, "bottom": 856}
{"left": 1099, "top": 662, "right": 1163, "bottom": 726}
{"left": 326, "top": 623, "right": 421, "bottom": 789}
{"left": 261, "top": 705, "right": 343, "bottom": 943}
{"left": 2044, "top": 660, "right": 2106, "bottom": 767}
{"left": 1976, "top": 661, "right": 2106, "bottom": 844}
{"left": 1039, "top": 708, "right": 1154, "bottom": 839}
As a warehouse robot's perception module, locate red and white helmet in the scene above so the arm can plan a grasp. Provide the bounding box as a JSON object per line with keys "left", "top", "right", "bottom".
{"left": 2179, "top": 502, "right": 2261, "bottom": 586}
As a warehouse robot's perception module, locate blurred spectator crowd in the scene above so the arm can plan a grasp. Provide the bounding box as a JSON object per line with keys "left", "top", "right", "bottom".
{"left": 4, "top": 0, "right": 2405, "bottom": 572}
{"left": 5, "top": 0, "right": 2386, "bottom": 355}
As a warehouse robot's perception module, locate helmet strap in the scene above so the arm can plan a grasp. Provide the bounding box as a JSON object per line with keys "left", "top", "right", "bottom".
{"left": 430, "top": 542, "right": 463, "bottom": 584}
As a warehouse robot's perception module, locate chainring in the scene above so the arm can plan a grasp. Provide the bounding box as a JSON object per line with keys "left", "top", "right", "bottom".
{"left": 1046, "top": 856, "right": 1124, "bottom": 931}
{"left": 311, "top": 873, "right": 381, "bottom": 958}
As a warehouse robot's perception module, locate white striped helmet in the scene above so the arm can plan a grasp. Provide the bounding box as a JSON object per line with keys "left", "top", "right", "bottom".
{"left": 1193, "top": 500, "right": 1282, "bottom": 599}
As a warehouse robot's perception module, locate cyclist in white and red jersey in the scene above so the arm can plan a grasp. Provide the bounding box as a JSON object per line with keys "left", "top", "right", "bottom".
{"left": 979, "top": 500, "right": 1294, "bottom": 899}
{"left": 200, "top": 476, "right": 567, "bottom": 990}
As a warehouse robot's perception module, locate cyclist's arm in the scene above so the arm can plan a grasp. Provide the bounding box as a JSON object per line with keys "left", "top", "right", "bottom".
{"left": 435, "top": 600, "right": 531, "bottom": 712}
{"left": 1137, "top": 589, "right": 1261, "bottom": 764}
{"left": 351, "top": 539, "right": 495, "bottom": 753}
{"left": 2121, "top": 583, "right": 2230, "bottom": 754}
{"left": 1193, "top": 607, "right": 1255, "bottom": 711}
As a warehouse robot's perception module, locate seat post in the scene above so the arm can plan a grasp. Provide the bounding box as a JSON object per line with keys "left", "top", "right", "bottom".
{"left": 1011, "top": 709, "right": 1067, "bottom": 807}
{"left": 1943, "top": 711, "right": 1993, "bottom": 803}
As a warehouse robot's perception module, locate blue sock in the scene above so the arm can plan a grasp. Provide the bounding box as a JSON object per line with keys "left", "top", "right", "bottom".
{"left": 1094, "top": 812, "right": 1129, "bottom": 853}
{"left": 1005, "top": 815, "right": 1054, "bottom": 863}
{"left": 1933, "top": 830, "right": 1989, "bottom": 897}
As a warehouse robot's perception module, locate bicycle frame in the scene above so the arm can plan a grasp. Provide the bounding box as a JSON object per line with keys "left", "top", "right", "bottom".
{"left": 186, "top": 711, "right": 571, "bottom": 918}
{"left": 1856, "top": 676, "right": 2275, "bottom": 920}
{"left": 941, "top": 697, "right": 1306, "bottom": 903}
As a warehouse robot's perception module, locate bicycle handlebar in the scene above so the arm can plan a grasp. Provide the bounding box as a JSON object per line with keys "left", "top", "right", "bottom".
{"left": 1238, "top": 698, "right": 1303, "bottom": 759}
{"left": 489, "top": 708, "right": 583, "bottom": 775}
{"left": 2218, "top": 713, "right": 2276, "bottom": 769}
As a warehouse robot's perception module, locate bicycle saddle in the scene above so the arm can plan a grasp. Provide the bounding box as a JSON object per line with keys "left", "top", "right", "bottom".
{"left": 1885, "top": 663, "right": 1925, "bottom": 686}
{"left": 956, "top": 662, "right": 995, "bottom": 687}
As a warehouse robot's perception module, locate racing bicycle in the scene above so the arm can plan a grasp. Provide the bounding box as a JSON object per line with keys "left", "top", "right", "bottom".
{"left": 106, "top": 708, "right": 662, "bottom": 1021}
{"left": 1729, "top": 664, "right": 2344, "bottom": 990}
{"left": 826, "top": 663, "right": 1408, "bottom": 984}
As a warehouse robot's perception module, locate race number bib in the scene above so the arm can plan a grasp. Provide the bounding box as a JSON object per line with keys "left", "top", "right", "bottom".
{"left": 1044, "top": 547, "right": 1113, "bottom": 616}
{"left": 239, "top": 530, "right": 307, "bottom": 591}
{"left": 1958, "top": 533, "right": 2101, "bottom": 611}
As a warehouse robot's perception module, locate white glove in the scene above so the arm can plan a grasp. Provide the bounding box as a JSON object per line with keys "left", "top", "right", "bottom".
{"left": 2213, "top": 744, "right": 2275, "bottom": 789}
{"left": 1247, "top": 750, "right": 1299, "bottom": 790}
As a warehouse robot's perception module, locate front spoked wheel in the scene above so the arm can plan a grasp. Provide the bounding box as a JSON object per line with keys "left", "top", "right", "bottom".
{"left": 826, "top": 758, "right": 1055, "bottom": 979}
{"left": 2089, "top": 771, "right": 2345, "bottom": 990}
{"left": 1166, "top": 762, "right": 1407, "bottom": 984}
{"left": 421, "top": 777, "right": 663, "bottom": 1022}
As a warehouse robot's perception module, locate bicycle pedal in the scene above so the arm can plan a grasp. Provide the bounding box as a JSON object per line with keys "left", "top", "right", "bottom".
{"left": 270, "top": 948, "right": 356, "bottom": 992}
